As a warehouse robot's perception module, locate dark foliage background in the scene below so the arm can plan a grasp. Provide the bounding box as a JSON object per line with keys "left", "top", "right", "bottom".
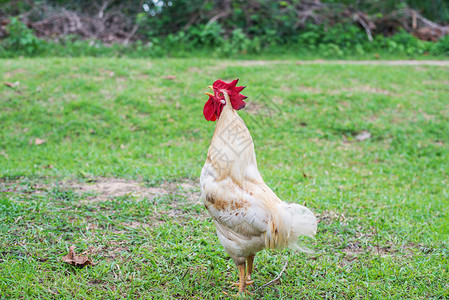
{"left": 0, "top": 0, "right": 448, "bottom": 57}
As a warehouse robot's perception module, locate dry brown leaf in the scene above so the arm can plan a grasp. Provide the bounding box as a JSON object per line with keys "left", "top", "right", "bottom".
{"left": 5, "top": 81, "right": 19, "bottom": 88}
{"left": 163, "top": 75, "right": 177, "bottom": 80}
{"left": 355, "top": 131, "right": 371, "bottom": 141}
{"left": 62, "top": 246, "right": 97, "bottom": 267}
{"left": 34, "top": 138, "right": 46, "bottom": 145}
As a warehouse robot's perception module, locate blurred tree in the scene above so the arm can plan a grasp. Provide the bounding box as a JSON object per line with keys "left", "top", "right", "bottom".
{"left": 0, "top": 0, "right": 447, "bottom": 44}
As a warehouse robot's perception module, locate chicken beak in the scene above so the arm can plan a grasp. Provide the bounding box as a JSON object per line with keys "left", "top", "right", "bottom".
{"left": 205, "top": 92, "right": 214, "bottom": 97}
{"left": 208, "top": 85, "right": 214, "bottom": 90}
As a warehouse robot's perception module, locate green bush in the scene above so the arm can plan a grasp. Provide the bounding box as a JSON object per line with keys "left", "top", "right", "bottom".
{"left": 1, "top": 17, "right": 44, "bottom": 55}
{"left": 186, "top": 23, "right": 224, "bottom": 47}
{"left": 431, "top": 34, "right": 449, "bottom": 55}
{"left": 0, "top": 17, "right": 448, "bottom": 59}
{"left": 219, "top": 28, "right": 253, "bottom": 56}
{"left": 386, "top": 30, "right": 430, "bottom": 54}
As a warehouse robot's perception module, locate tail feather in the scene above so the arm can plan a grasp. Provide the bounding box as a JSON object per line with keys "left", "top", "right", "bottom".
{"left": 285, "top": 203, "right": 317, "bottom": 239}
{"left": 264, "top": 202, "right": 317, "bottom": 252}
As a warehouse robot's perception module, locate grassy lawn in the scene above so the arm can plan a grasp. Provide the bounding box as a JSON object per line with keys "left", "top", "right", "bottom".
{"left": 1, "top": 58, "right": 448, "bottom": 299}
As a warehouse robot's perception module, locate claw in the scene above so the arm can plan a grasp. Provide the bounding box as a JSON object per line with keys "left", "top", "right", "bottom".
{"left": 230, "top": 280, "right": 254, "bottom": 288}
{"left": 228, "top": 291, "right": 252, "bottom": 297}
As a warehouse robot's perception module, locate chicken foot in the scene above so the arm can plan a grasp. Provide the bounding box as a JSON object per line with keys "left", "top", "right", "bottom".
{"left": 230, "top": 255, "right": 256, "bottom": 295}
{"left": 231, "top": 255, "right": 255, "bottom": 286}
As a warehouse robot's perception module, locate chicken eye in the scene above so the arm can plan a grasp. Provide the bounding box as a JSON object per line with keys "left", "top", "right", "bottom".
{"left": 218, "top": 92, "right": 223, "bottom": 97}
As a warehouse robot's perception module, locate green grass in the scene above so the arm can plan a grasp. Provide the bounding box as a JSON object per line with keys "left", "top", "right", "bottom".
{"left": 1, "top": 58, "right": 448, "bottom": 299}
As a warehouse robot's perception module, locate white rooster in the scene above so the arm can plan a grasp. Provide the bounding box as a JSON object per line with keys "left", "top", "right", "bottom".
{"left": 200, "top": 79, "right": 317, "bottom": 295}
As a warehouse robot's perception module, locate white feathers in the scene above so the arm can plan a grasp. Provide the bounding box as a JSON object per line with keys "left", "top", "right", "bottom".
{"left": 283, "top": 203, "right": 318, "bottom": 239}
{"left": 262, "top": 202, "right": 317, "bottom": 251}
{"left": 200, "top": 91, "right": 317, "bottom": 263}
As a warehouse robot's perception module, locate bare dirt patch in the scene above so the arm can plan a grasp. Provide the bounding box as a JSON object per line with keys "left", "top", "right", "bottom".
{"left": 70, "top": 178, "right": 167, "bottom": 202}
{"left": 317, "top": 210, "right": 350, "bottom": 224}
{"left": 0, "top": 177, "right": 201, "bottom": 205}
{"left": 295, "top": 85, "right": 323, "bottom": 94}
{"left": 423, "top": 80, "right": 449, "bottom": 86}
{"left": 317, "top": 210, "right": 422, "bottom": 262}
{"left": 3, "top": 68, "right": 28, "bottom": 79}
{"left": 220, "top": 60, "right": 449, "bottom": 68}
{"left": 289, "top": 85, "right": 392, "bottom": 95}
{"left": 338, "top": 233, "right": 417, "bottom": 262}
{"left": 339, "top": 85, "right": 391, "bottom": 95}
{"left": 67, "top": 177, "right": 200, "bottom": 203}
{"left": 303, "top": 60, "right": 449, "bottom": 66}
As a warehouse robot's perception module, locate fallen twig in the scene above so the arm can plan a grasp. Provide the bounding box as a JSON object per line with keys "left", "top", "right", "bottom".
{"left": 253, "top": 260, "right": 288, "bottom": 293}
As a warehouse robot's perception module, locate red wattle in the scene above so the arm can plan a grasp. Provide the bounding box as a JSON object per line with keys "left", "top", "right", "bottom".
{"left": 203, "top": 97, "right": 216, "bottom": 121}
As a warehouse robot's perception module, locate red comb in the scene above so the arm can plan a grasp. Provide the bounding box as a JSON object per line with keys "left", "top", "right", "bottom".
{"left": 213, "top": 79, "right": 247, "bottom": 110}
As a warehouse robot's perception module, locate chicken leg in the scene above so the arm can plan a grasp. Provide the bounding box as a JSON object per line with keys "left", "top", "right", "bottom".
{"left": 246, "top": 255, "right": 255, "bottom": 285}
{"left": 230, "top": 256, "right": 256, "bottom": 294}
{"left": 237, "top": 263, "right": 247, "bottom": 294}
{"left": 225, "top": 263, "right": 251, "bottom": 296}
